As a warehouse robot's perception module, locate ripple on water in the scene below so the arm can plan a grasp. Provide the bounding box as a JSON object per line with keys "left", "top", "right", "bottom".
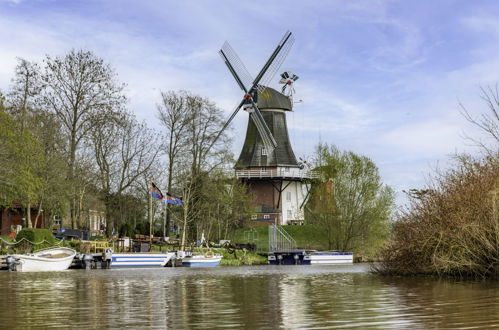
{"left": 0, "top": 265, "right": 497, "bottom": 329}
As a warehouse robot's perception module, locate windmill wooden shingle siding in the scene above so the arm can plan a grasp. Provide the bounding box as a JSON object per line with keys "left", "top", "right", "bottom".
{"left": 236, "top": 87, "right": 298, "bottom": 168}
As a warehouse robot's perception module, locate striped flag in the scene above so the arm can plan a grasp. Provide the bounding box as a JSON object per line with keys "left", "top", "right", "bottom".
{"left": 150, "top": 182, "right": 163, "bottom": 199}
{"left": 163, "top": 193, "right": 183, "bottom": 205}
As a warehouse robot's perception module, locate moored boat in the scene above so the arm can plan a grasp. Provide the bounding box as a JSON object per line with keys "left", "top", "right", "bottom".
{"left": 7, "top": 247, "right": 76, "bottom": 272}
{"left": 303, "top": 251, "right": 353, "bottom": 264}
{"left": 110, "top": 252, "right": 175, "bottom": 267}
{"left": 180, "top": 251, "right": 222, "bottom": 267}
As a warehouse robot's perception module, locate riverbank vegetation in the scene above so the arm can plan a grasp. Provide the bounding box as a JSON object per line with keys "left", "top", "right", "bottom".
{"left": 305, "top": 144, "right": 394, "bottom": 257}
{"left": 375, "top": 88, "right": 499, "bottom": 279}
{"left": 375, "top": 154, "right": 498, "bottom": 278}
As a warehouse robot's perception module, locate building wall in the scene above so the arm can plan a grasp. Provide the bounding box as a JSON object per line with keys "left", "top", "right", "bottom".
{"left": 0, "top": 208, "right": 46, "bottom": 236}
{"left": 245, "top": 179, "right": 310, "bottom": 225}
{"left": 249, "top": 181, "right": 277, "bottom": 208}
{"left": 281, "top": 181, "right": 310, "bottom": 225}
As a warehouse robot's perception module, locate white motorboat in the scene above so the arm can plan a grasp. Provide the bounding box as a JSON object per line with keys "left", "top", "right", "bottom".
{"left": 110, "top": 252, "right": 175, "bottom": 267}
{"left": 180, "top": 251, "right": 223, "bottom": 267}
{"left": 303, "top": 251, "right": 354, "bottom": 264}
{"left": 7, "top": 247, "right": 76, "bottom": 272}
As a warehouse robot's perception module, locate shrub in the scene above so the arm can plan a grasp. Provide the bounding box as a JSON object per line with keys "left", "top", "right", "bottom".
{"left": 375, "top": 154, "right": 499, "bottom": 278}
{"left": 16, "top": 228, "right": 56, "bottom": 252}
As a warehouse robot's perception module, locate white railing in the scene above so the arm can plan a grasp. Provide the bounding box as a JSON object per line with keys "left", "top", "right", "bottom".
{"left": 269, "top": 224, "right": 297, "bottom": 252}
{"left": 235, "top": 168, "right": 320, "bottom": 179}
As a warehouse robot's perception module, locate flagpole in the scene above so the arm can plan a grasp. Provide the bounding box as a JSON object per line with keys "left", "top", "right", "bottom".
{"left": 149, "top": 183, "right": 153, "bottom": 246}
{"left": 163, "top": 202, "right": 167, "bottom": 240}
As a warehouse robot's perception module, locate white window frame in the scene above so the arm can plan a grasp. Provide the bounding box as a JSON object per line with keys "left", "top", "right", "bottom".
{"left": 261, "top": 147, "right": 267, "bottom": 156}
{"left": 263, "top": 214, "right": 270, "bottom": 219}
{"left": 286, "top": 191, "right": 292, "bottom": 201}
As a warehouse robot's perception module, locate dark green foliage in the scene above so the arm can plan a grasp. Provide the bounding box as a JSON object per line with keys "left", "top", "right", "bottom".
{"left": 16, "top": 228, "right": 55, "bottom": 244}
{"left": 16, "top": 228, "right": 56, "bottom": 252}
{"left": 135, "top": 222, "right": 149, "bottom": 235}
{"left": 119, "top": 222, "right": 136, "bottom": 238}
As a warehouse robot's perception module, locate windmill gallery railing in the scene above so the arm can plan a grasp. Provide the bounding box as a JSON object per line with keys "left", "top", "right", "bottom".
{"left": 235, "top": 168, "right": 320, "bottom": 180}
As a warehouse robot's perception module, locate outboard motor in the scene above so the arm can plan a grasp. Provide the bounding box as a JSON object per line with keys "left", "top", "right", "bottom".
{"left": 102, "top": 248, "right": 113, "bottom": 269}
{"left": 81, "top": 254, "right": 94, "bottom": 269}
{"left": 6, "top": 256, "right": 19, "bottom": 272}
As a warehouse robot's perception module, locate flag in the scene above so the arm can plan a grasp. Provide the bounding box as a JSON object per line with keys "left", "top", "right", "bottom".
{"left": 163, "top": 192, "right": 184, "bottom": 205}
{"left": 150, "top": 182, "right": 163, "bottom": 199}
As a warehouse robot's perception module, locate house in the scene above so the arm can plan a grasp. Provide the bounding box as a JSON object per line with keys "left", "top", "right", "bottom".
{"left": 0, "top": 202, "right": 45, "bottom": 236}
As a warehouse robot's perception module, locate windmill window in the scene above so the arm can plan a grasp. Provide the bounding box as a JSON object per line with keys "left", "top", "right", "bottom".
{"left": 261, "top": 148, "right": 267, "bottom": 156}
{"left": 261, "top": 167, "right": 267, "bottom": 173}
{"left": 251, "top": 214, "right": 257, "bottom": 220}
{"left": 263, "top": 214, "right": 270, "bottom": 219}
{"left": 286, "top": 191, "right": 291, "bottom": 201}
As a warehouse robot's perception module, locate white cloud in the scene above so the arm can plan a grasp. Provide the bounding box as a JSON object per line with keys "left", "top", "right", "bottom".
{"left": 1, "top": 1, "right": 498, "bottom": 208}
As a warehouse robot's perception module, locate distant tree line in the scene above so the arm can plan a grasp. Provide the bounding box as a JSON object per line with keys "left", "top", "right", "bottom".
{"left": 0, "top": 50, "right": 251, "bottom": 242}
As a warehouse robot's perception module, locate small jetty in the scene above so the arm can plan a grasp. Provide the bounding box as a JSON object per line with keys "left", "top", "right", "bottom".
{"left": 267, "top": 224, "right": 353, "bottom": 265}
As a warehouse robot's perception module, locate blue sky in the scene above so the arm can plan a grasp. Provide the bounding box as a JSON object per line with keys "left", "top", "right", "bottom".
{"left": 1, "top": 0, "right": 497, "bottom": 207}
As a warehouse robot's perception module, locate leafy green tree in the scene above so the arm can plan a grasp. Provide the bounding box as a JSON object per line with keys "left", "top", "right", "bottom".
{"left": 307, "top": 143, "right": 394, "bottom": 256}
{"left": 0, "top": 110, "right": 46, "bottom": 227}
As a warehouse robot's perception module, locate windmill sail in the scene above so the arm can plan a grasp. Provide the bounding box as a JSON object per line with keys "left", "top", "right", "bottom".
{"left": 211, "top": 31, "right": 295, "bottom": 154}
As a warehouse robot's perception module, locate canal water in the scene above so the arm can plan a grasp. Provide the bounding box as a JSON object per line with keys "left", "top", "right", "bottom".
{"left": 0, "top": 264, "right": 497, "bottom": 329}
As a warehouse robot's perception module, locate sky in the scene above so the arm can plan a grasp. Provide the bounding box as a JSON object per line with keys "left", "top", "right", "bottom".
{"left": 0, "top": 0, "right": 497, "bottom": 207}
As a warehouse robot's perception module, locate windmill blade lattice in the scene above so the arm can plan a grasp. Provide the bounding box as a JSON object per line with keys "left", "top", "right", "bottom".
{"left": 212, "top": 31, "right": 295, "bottom": 154}
{"left": 257, "top": 32, "right": 295, "bottom": 94}
{"left": 219, "top": 42, "right": 253, "bottom": 92}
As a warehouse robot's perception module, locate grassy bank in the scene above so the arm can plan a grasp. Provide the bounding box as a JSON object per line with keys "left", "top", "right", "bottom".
{"left": 230, "top": 225, "right": 330, "bottom": 251}
{"left": 191, "top": 248, "right": 267, "bottom": 266}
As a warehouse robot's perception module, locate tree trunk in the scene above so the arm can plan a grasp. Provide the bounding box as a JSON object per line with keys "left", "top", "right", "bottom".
{"left": 105, "top": 194, "right": 113, "bottom": 237}
{"left": 34, "top": 200, "right": 43, "bottom": 228}
{"left": 27, "top": 202, "right": 32, "bottom": 228}
{"left": 180, "top": 202, "right": 188, "bottom": 251}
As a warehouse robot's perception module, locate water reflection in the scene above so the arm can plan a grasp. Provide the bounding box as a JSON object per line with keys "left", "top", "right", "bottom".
{"left": 0, "top": 265, "right": 497, "bottom": 329}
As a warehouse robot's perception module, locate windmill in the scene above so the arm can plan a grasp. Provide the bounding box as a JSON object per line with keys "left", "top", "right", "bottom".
{"left": 212, "top": 31, "right": 294, "bottom": 153}
{"left": 215, "top": 31, "right": 313, "bottom": 226}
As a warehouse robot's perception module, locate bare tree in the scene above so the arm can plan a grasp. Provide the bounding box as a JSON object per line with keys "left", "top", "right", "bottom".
{"left": 89, "top": 112, "right": 162, "bottom": 235}
{"left": 157, "top": 91, "right": 191, "bottom": 236}
{"left": 185, "top": 95, "right": 232, "bottom": 175}
{"left": 460, "top": 86, "right": 499, "bottom": 154}
{"left": 40, "top": 49, "right": 126, "bottom": 228}
{"left": 7, "top": 58, "right": 42, "bottom": 132}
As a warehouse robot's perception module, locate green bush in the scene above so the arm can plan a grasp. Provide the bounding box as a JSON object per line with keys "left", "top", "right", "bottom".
{"left": 16, "top": 228, "right": 56, "bottom": 252}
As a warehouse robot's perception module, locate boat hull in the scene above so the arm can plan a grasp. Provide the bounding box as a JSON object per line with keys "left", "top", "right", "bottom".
{"left": 182, "top": 255, "right": 222, "bottom": 267}
{"left": 11, "top": 247, "right": 76, "bottom": 272}
{"left": 111, "top": 253, "right": 175, "bottom": 267}
{"left": 304, "top": 252, "right": 353, "bottom": 264}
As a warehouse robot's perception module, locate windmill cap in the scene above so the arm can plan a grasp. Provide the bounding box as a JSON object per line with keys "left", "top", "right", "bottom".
{"left": 258, "top": 86, "right": 292, "bottom": 111}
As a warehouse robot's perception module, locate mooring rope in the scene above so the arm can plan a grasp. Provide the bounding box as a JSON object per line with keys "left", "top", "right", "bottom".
{"left": 0, "top": 237, "right": 65, "bottom": 246}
